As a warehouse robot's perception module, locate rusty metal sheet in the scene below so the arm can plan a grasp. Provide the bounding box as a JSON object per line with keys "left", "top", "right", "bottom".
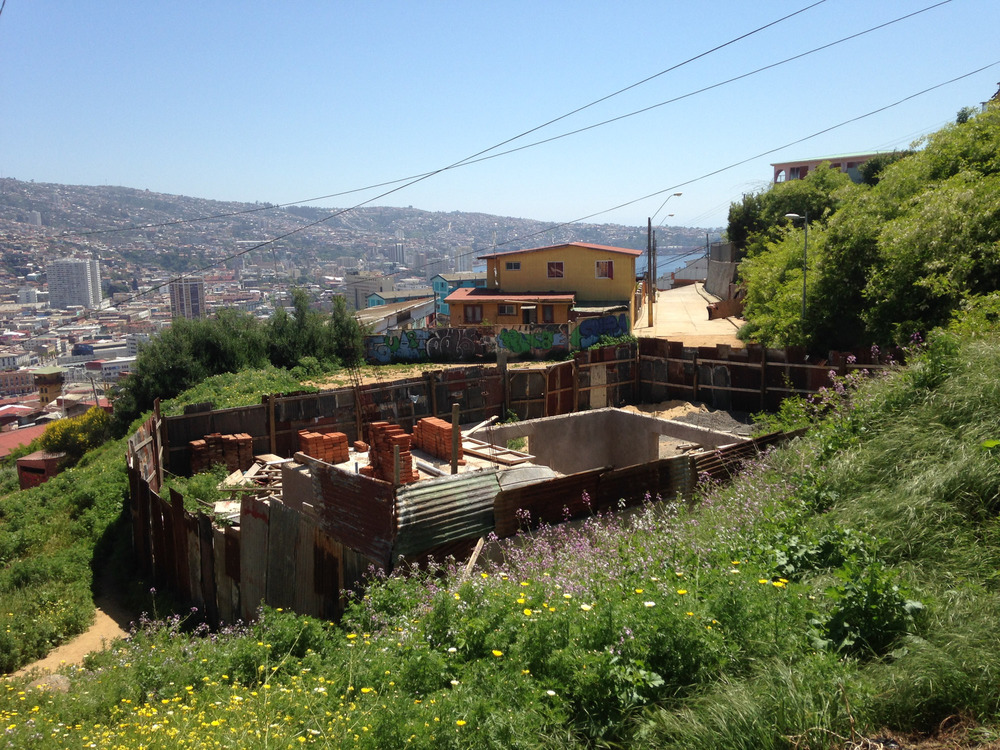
{"left": 240, "top": 496, "right": 270, "bottom": 621}
{"left": 495, "top": 469, "right": 603, "bottom": 538}
{"left": 394, "top": 471, "right": 500, "bottom": 557}
{"left": 309, "top": 462, "right": 395, "bottom": 569}
{"left": 266, "top": 501, "right": 299, "bottom": 610}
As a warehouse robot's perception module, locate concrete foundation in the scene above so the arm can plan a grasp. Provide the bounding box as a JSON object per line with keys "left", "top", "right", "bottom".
{"left": 471, "top": 407, "right": 739, "bottom": 476}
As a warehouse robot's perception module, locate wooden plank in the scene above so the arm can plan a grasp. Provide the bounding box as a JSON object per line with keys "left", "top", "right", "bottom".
{"left": 314, "top": 531, "right": 342, "bottom": 621}
{"left": 293, "top": 515, "right": 322, "bottom": 617}
{"left": 266, "top": 501, "right": 299, "bottom": 610}
{"left": 213, "top": 525, "right": 235, "bottom": 625}
{"left": 460, "top": 436, "right": 535, "bottom": 465}
{"left": 185, "top": 514, "right": 203, "bottom": 612}
{"left": 240, "top": 496, "right": 270, "bottom": 622}
{"left": 198, "top": 515, "right": 219, "bottom": 626}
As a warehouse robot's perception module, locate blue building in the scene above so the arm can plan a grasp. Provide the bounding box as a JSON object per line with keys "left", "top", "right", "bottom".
{"left": 430, "top": 272, "right": 488, "bottom": 319}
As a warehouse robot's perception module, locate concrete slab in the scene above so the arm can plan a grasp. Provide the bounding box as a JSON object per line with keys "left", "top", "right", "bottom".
{"left": 634, "top": 282, "right": 744, "bottom": 348}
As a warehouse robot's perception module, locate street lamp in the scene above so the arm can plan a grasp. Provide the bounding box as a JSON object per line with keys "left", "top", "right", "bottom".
{"left": 784, "top": 211, "right": 809, "bottom": 336}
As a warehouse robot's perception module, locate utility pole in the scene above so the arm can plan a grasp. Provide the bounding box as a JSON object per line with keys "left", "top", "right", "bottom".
{"left": 647, "top": 218, "right": 654, "bottom": 328}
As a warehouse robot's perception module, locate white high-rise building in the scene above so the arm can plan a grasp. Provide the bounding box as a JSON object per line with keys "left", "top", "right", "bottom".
{"left": 169, "top": 277, "right": 206, "bottom": 319}
{"left": 47, "top": 258, "right": 102, "bottom": 310}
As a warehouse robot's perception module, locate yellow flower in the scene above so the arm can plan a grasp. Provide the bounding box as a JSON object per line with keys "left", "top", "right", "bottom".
{"left": 580, "top": 604, "right": 593, "bottom": 611}
{"left": 492, "top": 649, "right": 503, "bottom": 657}
{"left": 346, "top": 633, "right": 358, "bottom": 639}
{"left": 523, "top": 608, "right": 533, "bottom": 616}
{"left": 677, "top": 589, "right": 688, "bottom": 595}
{"left": 758, "top": 579, "right": 770, "bottom": 585}
{"left": 634, "top": 588, "right": 644, "bottom": 594}
{"left": 456, "top": 719, "right": 467, "bottom": 726}
{"left": 772, "top": 581, "right": 786, "bottom": 588}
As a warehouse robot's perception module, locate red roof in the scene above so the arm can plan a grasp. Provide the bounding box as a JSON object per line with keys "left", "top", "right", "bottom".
{"left": 477, "top": 242, "right": 643, "bottom": 260}
{"left": 444, "top": 287, "right": 576, "bottom": 304}
{"left": 0, "top": 423, "right": 48, "bottom": 459}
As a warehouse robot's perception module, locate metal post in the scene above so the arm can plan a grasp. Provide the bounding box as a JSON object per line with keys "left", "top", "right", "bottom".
{"left": 451, "top": 402, "right": 460, "bottom": 475}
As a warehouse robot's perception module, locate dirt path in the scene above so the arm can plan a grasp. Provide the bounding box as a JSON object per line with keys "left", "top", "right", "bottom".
{"left": 9, "top": 584, "right": 136, "bottom": 680}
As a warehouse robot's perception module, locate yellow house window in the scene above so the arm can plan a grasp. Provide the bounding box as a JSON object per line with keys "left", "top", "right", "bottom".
{"left": 596, "top": 260, "right": 614, "bottom": 279}
{"left": 498, "top": 304, "right": 516, "bottom": 316}
{"left": 542, "top": 305, "right": 554, "bottom": 323}
{"left": 464, "top": 305, "right": 483, "bottom": 323}
{"left": 547, "top": 262, "right": 564, "bottom": 279}
{"left": 505, "top": 261, "right": 521, "bottom": 271}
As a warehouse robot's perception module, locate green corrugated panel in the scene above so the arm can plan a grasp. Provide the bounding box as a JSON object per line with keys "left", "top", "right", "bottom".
{"left": 394, "top": 471, "right": 501, "bottom": 557}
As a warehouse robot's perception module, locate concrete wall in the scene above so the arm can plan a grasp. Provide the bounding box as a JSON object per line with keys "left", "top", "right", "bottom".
{"left": 705, "top": 260, "right": 740, "bottom": 299}
{"left": 475, "top": 408, "right": 737, "bottom": 475}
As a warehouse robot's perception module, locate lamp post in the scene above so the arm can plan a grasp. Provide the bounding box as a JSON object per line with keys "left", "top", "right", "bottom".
{"left": 784, "top": 211, "right": 809, "bottom": 336}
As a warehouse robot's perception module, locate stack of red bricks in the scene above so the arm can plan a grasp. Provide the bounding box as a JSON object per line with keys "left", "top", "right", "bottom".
{"left": 189, "top": 432, "right": 254, "bottom": 473}
{"left": 297, "top": 429, "right": 350, "bottom": 464}
{"left": 360, "top": 422, "right": 418, "bottom": 484}
{"left": 412, "top": 417, "right": 463, "bottom": 462}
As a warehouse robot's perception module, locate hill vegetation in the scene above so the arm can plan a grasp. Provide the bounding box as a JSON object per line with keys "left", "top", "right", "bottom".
{"left": 109, "top": 288, "right": 362, "bottom": 435}
{"left": 732, "top": 104, "right": 1000, "bottom": 350}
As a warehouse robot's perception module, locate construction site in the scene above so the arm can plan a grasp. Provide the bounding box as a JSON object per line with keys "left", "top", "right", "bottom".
{"left": 125, "top": 341, "right": 861, "bottom": 625}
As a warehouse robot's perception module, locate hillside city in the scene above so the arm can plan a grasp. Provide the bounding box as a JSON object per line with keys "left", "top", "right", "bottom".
{"left": 0, "top": 177, "right": 710, "bottom": 423}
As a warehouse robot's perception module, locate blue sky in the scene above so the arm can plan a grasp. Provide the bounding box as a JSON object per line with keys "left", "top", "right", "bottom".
{"left": 3, "top": 1, "right": 998, "bottom": 231}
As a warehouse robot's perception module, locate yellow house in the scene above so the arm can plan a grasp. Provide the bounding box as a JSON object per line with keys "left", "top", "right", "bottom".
{"left": 446, "top": 242, "right": 641, "bottom": 327}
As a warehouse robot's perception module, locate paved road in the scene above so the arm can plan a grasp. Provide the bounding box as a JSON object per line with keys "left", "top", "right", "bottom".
{"left": 633, "top": 283, "right": 744, "bottom": 348}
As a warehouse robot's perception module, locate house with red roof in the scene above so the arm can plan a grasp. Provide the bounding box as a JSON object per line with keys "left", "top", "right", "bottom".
{"left": 446, "top": 242, "right": 641, "bottom": 327}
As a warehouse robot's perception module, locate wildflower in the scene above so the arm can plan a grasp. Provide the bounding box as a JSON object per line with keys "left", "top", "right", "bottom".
{"left": 456, "top": 720, "right": 467, "bottom": 726}
{"left": 677, "top": 589, "right": 687, "bottom": 595}
{"left": 546, "top": 690, "right": 556, "bottom": 696}
{"left": 492, "top": 650, "right": 503, "bottom": 657}
{"left": 346, "top": 633, "right": 358, "bottom": 639}
{"left": 772, "top": 581, "right": 786, "bottom": 588}
{"left": 634, "top": 588, "right": 644, "bottom": 594}
{"left": 580, "top": 604, "right": 593, "bottom": 611}
{"left": 523, "top": 608, "right": 533, "bottom": 616}
{"left": 644, "top": 601, "right": 656, "bottom": 607}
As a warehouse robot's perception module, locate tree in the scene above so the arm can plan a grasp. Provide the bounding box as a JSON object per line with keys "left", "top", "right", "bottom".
{"left": 110, "top": 289, "right": 365, "bottom": 434}
{"left": 39, "top": 406, "right": 112, "bottom": 465}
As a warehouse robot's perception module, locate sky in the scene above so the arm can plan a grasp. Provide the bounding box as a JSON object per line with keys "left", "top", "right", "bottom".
{"left": 3, "top": 1, "right": 999, "bottom": 233}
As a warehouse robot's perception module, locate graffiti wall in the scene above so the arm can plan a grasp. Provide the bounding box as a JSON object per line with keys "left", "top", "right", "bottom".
{"left": 365, "top": 328, "right": 493, "bottom": 364}
{"left": 496, "top": 325, "right": 569, "bottom": 357}
{"left": 364, "top": 314, "right": 630, "bottom": 364}
{"left": 570, "top": 313, "right": 630, "bottom": 350}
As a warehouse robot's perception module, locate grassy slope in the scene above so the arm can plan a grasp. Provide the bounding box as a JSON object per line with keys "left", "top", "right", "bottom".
{"left": 4, "top": 336, "right": 1000, "bottom": 748}
{"left": 0, "top": 366, "right": 312, "bottom": 675}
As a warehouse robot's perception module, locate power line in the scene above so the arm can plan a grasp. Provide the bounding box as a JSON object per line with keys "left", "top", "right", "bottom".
{"left": 23, "top": 58, "right": 999, "bottom": 353}
{"left": 54, "top": 1, "right": 830, "bottom": 242}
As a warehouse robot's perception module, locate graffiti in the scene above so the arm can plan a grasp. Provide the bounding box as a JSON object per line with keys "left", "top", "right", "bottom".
{"left": 570, "top": 313, "right": 630, "bottom": 350}
{"left": 497, "top": 326, "right": 568, "bottom": 357}
{"left": 365, "top": 328, "right": 492, "bottom": 364}
{"left": 365, "top": 317, "right": 626, "bottom": 364}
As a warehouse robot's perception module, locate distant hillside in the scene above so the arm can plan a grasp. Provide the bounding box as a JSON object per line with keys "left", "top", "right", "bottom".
{"left": 0, "top": 178, "right": 712, "bottom": 277}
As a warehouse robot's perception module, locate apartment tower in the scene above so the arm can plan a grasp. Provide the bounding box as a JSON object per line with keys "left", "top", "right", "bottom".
{"left": 47, "top": 258, "right": 102, "bottom": 310}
